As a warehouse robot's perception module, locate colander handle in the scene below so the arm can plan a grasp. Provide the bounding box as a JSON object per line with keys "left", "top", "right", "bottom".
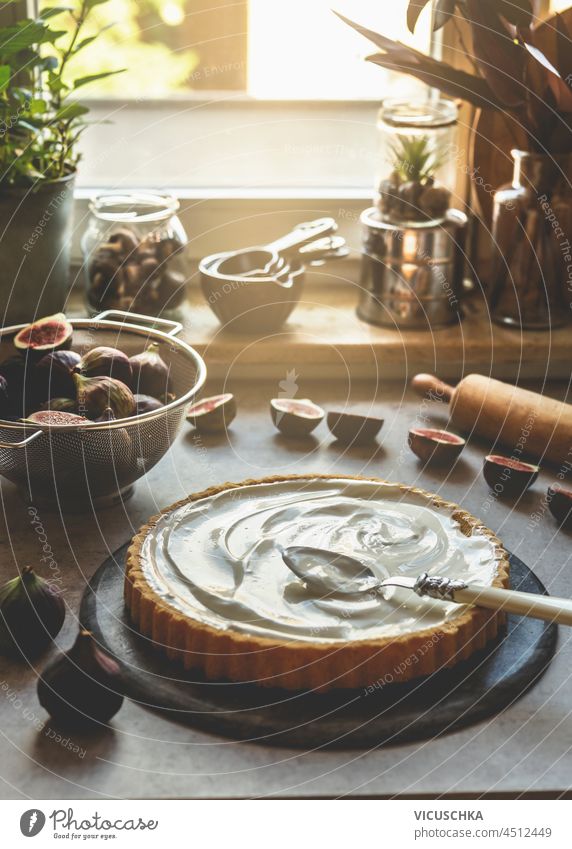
{"left": 0, "top": 430, "right": 42, "bottom": 450}
{"left": 94, "top": 310, "right": 183, "bottom": 337}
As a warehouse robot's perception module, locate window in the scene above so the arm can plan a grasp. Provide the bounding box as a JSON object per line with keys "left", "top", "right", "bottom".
{"left": 41, "top": 0, "right": 430, "bottom": 99}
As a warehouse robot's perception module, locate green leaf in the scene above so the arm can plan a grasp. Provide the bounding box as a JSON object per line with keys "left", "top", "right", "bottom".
{"left": 73, "top": 24, "right": 115, "bottom": 53}
{"left": 29, "top": 99, "right": 47, "bottom": 115}
{"left": 53, "top": 102, "right": 89, "bottom": 122}
{"left": 72, "top": 69, "right": 125, "bottom": 89}
{"left": 39, "top": 6, "right": 74, "bottom": 20}
{"left": 0, "top": 65, "right": 10, "bottom": 92}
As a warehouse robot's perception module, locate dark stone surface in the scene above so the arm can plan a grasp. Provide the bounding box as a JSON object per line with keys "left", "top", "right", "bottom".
{"left": 81, "top": 546, "right": 557, "bottom": 750}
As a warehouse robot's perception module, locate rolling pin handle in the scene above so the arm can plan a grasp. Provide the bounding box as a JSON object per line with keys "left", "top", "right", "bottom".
{"left": 411, "top": 374, "right": 454, "bottom": 403}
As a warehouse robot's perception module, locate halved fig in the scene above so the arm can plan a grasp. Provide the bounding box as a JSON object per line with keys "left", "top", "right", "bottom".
{"left": 327, "top": 410, "right": 384, "bottom": 445}
{"left": 26, "top": 410, "right": 88, "bottom": 426}
{"left": 408, "top": 427, "right": 465, "bottom": 464}
{"left": 187, "top": 393, "right": 236, "bottom": 433}
{"left": 14, "top": 313, "right": 73, "bottom": 356}
{"left": 547, "top": 484, "right": 572, "bottom": 529}
{"left": 483, "top": 455, "right": 539, "bottom": 497}
{"left": 270, "top": 398, "right": 324, "bottom": 436}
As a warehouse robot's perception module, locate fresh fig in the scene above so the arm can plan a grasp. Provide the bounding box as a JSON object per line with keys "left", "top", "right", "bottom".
{"left": 0, "top": 567, "right": 65, "bottom": 657}
{"left": 270, "top": 398, "right": 325, "bottom": 436}
{"left": 79, "top": 346, "right": 132, "bottom": 387}
{"left": 0, "top": 374, "right": 8, "bottom": 418}
{"left": 133, "top": 393, "right": 164, "bottom": 415}
{"left": 129, "top": 342, "right": 171, "bottom": 397}
{"left": 0, "top": 355, "right": 36, "bottom": 416}
{"left": 408, "top": 427, "right": 465, "bottom": 464}
{"left": 37, "top": 630, "right": 124, "bottom": 728}
{"left": 96, "top": 406, "right": 116, "bottom": 422}
{"left": 40, "top": 397, "right": 78, "bottom": 413}
{"left": 13, "top": 313, "right": 73, "bottom": 356}
{"left": 34, "top": 350, "right": 80, "bottom": 401}
{"left": 187, "top": 393, "right": 236, "bottom": 432}
{"left": 27, "top": 410, "right": 89, "bottom": 426}
{"left": 73, "top": 372, "right": 135, "bottom": 420}
{"left": 483, "top": 455, "right": 539, "bottom": 497}
{"left": 327, "top": 410, "right": 384, "bottom": 445}
{"left": 548, "top": 484, "right": 572, "bottom": 529}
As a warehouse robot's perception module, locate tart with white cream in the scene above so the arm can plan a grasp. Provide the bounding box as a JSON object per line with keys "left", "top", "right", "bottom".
{"left": 125, "top": 475, "right": 509, "bottom": 690}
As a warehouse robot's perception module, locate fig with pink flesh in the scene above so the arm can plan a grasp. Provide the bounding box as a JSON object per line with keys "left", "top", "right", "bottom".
{"left": 547, "top": 484, "right": 572, "bottom": 529}
{"left": 79, "top": 346, "right": 132, "bottom": 387}
{"left": 26, "top": 410, "right": 89, "bottom": 426}
{"left": 129, "top": 342, "right": 171, "bottom": 397}
{"left": 270, "top": 398, "right": 324, "bottom": 436}
{"left": 483, "top": 455, "right": 539, "bottom": 497}
{"left": 13, "top": 313, "right": 73, "bottom": 356}
{"left": 34, "top": 350, "right": 80, "bottom": 400}
{"left": 408, "top": 427, "right": 465, "bottom": 464}
{"left": 187, "top": 393, "right": 236, "bottom": 432}
{"left": 327, "top": 410, "right": 384, "bottom": 445}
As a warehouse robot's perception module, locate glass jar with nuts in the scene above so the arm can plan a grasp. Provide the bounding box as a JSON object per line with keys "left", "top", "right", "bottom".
{"left": 82, "top": 193, "right": 188, "bottom": 317}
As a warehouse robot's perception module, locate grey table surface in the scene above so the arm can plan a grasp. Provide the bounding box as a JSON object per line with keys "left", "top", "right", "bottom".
{"left": 1, "top": 378, "right": 571, "bottom": 800}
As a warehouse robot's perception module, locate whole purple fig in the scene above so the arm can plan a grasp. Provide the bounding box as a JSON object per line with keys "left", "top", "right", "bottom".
{"left": 129, "top": 342, "right": 171, "bottom": 398}
{"left": 133, "top": 394, "right": 163, "bottom": 415}
{"left": 0, "top": 374, "right": 9, "bottom": 418}
{"left": 73, "top": 372, "right": 135, "bottom": 420}
{"left": 80, "top": 346, "right": 132, "bottom": 387}
{"left": 34, "top": 350, "right": 80, "bottom": 401}
{"left": 0, "top": 567, "right": 65, "bottom": 657}
{"left": 40, "top": 397, "right": 78, "bottom": 413}
{"left": 37, "top": 630, "right": 123, "bottom": 727}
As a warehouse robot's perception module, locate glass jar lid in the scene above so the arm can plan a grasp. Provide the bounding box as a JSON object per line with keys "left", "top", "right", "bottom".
{"left": 379, "top": 98, "right": 458, "bottom": 129}
{"left": 88, "top": 192, "right": 180, "bottom": 224}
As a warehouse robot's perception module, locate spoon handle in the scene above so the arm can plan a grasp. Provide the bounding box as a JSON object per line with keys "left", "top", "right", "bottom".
{"left": 454, "top": 583, "right": 572, "bottom": 626}
{"left": 266, "top": 218, "right": 337, "bottom": 254}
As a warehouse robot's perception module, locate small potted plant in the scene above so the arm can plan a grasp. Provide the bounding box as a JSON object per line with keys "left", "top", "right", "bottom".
{"left": 0, "top": 2, "right": 121, "bottom": 325}
{"left": 340, "top": 2, "right": 572, "bottom": 329}
{"left": 376, "top": 111, "right": 452, "bottom": 223}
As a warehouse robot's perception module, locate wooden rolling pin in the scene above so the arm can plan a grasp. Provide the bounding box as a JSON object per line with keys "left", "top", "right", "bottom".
{"left": 412, "top": 373, "right": 572, "bottom": 466}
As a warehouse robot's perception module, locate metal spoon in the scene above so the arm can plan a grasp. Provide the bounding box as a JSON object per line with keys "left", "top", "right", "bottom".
{"left": 214, "top": 218, "right": 337, "bottom": 277}
{"left": 281, "top": 546, "right": 572, "bottom": 626}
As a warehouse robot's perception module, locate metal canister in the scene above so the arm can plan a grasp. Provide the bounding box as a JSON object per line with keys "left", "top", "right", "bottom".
{"left": 357, "top": 207, "right": 468, "bottom": 329}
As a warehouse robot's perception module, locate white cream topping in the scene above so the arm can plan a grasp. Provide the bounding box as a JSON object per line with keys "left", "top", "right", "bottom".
{"left": 140, "top": 478, "right": 501, "bottom": 644}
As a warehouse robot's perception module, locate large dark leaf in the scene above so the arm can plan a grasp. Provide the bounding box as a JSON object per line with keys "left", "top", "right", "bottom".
{"left": 367, "top": 52, "right": 499, "bottom": 110}
{"left": 464, "top": 0, "right": 527, "bottom": 107}
{"left": 495, "top": 0, "right": 532, "bottom": 29}
{"left": 407, "top": 1, "right": 432, "bottom": 34}
{"left": 337, "top": 12, "right": 501, "bottom": 109}
{"left": 434, "top": 0, "right": 457, "bottom": 31}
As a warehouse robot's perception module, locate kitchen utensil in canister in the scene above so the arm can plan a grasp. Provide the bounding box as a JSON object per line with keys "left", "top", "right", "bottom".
{"left": 0, "top": 310, "right": 206, "bottom": 509}
{"left": 412, "top": 373, "right": 572, "bottom": 466}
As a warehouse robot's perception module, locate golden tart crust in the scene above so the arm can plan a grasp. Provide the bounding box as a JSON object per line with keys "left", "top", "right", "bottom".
{"left": 124, "top": 474, "right": 510, "bottom": 691}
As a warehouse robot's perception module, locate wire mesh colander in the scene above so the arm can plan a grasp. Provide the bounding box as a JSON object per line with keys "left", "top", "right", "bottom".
{"left": 0, "top": 310, "right": 206, "bottom": 509}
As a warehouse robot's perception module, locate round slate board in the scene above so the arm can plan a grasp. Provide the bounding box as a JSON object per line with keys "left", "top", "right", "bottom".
{"left": 80, "top": 545, "right": 557, "bottom": 750}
